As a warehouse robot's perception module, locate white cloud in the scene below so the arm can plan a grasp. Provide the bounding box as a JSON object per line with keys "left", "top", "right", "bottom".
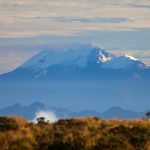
{"left": 32, "top": 110, "right": 58, "bottom": 123}
{"left": 0, "top": 0, "right": 149, "bottom": 37}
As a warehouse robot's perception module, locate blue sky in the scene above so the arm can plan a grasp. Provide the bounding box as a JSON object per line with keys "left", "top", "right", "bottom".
{"left": 0, "top": 0, "right": 150, "bottom": 73}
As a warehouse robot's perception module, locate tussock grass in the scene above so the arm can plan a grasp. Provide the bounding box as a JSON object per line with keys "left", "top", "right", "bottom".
{"left": 0, "top": 116, "right": 150, "bottom": 150}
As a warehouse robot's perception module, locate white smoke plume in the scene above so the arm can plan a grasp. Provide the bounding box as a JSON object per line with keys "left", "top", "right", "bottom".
{"left": 33, "top": 110, "right": 58, "bottom": 123}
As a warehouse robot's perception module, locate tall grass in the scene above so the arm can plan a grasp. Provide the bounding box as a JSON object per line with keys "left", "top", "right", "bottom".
{"left": 0, "top": 116, "right": 150, "bottom": 150}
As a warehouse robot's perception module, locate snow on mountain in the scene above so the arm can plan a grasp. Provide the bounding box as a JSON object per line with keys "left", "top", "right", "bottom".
{"left": 124, "top": 55, "right": 138, "bottom": 61}
{"left": 20, "top": 46, "right": 113, "bottom": 71}
{"left": 20, "top": 45, "right": 146, "bottom": 72}
{"left": 102, "top": 54, "right": 146, "bottom": 69}
{"left": 98, "top": 49, "right": 115, "bottom": 62}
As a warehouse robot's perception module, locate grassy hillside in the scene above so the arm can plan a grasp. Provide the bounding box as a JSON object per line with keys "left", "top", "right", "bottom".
{"left": 0, "top": 116, "right": 150, "bottom": 150}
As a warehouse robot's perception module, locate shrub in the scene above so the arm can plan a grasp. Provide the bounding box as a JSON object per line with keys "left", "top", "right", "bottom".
{"left": 0, "top": 116, "right": 19, "bottom": 131}
{"left": 93, "top": 134, "right": 133, "bottom": 150}
{"left": 110, "top": 125, "right": 130, "bottom": 136}
{"left": 129, "top": 125, "right": 150, "bottom": 149}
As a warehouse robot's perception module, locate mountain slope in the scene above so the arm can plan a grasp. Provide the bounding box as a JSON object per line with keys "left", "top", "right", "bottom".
{"left": 0, "top": 45, "right": 150, "bottom": 111}
{"left": 20, "top": 48, "right": 146, "bottom": 71}
{"left": 102, "top": 55, "right": 145, "bottom": 69}
{"left": 0, "top": 45, "right": 149, "bottom": 80}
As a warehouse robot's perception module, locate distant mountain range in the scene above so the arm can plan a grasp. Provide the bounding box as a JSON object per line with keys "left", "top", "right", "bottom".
{"left": 0, "top": 102, "right": 145, "bottom": 120}
{"left": 0, "top": 44, "right": 150, "bottom": 111}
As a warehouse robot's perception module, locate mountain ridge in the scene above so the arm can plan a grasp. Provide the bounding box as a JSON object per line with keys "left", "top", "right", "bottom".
{"left": 20, "top": 48, "right": 146, "bottom": 71}
{"left": 0, "top": 45, "right": 149, "bottom": 80}
{"left": 0, "top": 102, "right": 145, "bottom": 120}
{"left": 0, "top": 45, "right": 150, "bottom": 111}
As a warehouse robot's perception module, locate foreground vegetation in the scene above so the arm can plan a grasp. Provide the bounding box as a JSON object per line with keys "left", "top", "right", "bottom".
{"left": 1, "top": 116, "right": 150, "bottom": 150}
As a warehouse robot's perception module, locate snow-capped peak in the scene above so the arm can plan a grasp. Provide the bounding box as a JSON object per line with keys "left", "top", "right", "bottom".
{"left": 98, "top": 50, "right": 115, "bottom": 62}
{"left": 123, "top": 54, "right": 138, "bottom": 61}
{"left": 20, "top": 45, "right": 146, "bottom": 72}
{"left": 20, "top": 46, "right": 103, "bottom": 71}
{"left": 102, "top": 54, "right": 145, "bottom": 69}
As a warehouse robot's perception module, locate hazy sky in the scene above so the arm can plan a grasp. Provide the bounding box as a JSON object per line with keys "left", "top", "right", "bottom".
{"left": 0, "top": 0, "right": 150, "bottom": 73}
